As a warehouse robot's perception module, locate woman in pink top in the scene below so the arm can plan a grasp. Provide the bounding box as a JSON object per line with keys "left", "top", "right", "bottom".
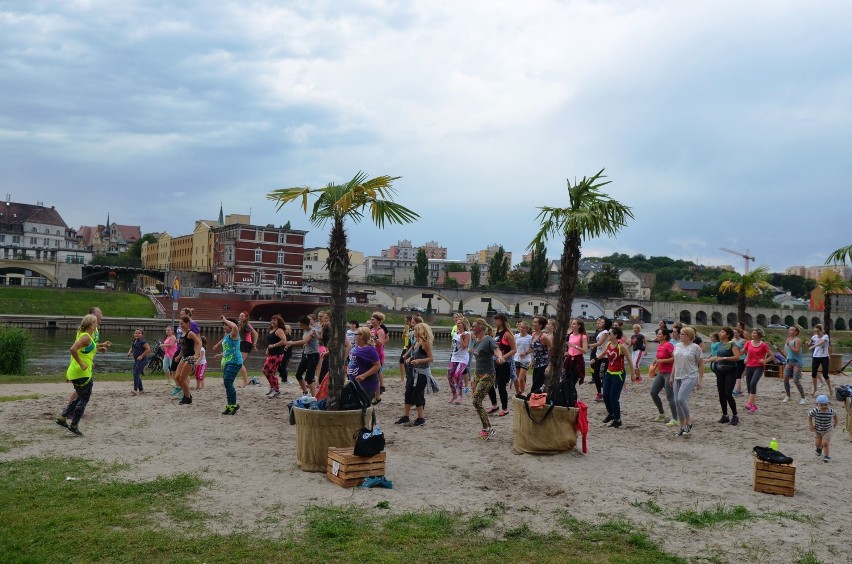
{"left": 162, "top": 326, "right": 177, "bottom": 381}
{"left": 564, "top": 319, "right": 588, "bottom": 394}
{"left": 649, "top": 328, "right": 677, "bottom": 425}
{"left": 743, "top": 328, "right": 775, "bottom": 413}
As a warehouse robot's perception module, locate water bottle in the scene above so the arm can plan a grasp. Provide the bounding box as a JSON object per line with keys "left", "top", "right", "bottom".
{"left": 769, "top": 437, "right": 778, "bottom": 451}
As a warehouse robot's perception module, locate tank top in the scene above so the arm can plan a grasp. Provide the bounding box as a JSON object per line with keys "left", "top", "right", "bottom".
{"left": 605, "top": 342, "right": 625, "bottom": 373}
{"left": 531, "top": 333, "right": 549, "bottom": 368}
{"left": 182, "top": 331, "right": 196, "bottom": 357}
{"left": 785, "top": 338, "right": 803, "bottom": 364}
{"left": 568, "top": 333, "right": 585, "bottom": 357}
{"left": 222, "top": 333, "right": 243, "bottom": 366}
{"left": 495, "top": 329, "right": 511, "bottom": 356}
{"left": 267, "top": 330, "right": 285, "bottom": 355}
{"left": 66, "top": 330, "right": 96, "bottom": 381}
{"left": 410, "top": 342, "right": 429, "bottom": 369}
{"left": 451, "top": 331, "right": 470, "bottom": 363}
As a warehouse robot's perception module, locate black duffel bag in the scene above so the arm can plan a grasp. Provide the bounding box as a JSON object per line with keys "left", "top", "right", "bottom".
{"left": 753, "top": 446, "right": 793, "bottom": 465}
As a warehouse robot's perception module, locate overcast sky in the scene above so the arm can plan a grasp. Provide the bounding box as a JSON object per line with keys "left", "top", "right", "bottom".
{"left": 2, "top": 1, "right": 850, "bottom": 273}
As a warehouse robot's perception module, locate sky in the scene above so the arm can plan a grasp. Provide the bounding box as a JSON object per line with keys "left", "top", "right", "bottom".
{"left": 2, "top": 0, "right": 851, "bottom": 274}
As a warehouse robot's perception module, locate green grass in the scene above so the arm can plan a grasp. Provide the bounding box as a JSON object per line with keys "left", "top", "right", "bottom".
{"left": 0, "top": 433, "right": 29, "bottom": 453}
{"left": 0, "top": 287, "right": 156, "bottom": 317}
{"left": 672, "top": 504, "right": 754, "bottom": 528}
{"left": 0, "top": 394, "right": 41, "bottom": 402}
{"left": 0, "top": 457, "right": 684, "bottom": 563}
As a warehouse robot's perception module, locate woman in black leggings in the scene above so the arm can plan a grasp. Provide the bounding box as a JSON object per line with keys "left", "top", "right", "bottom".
{"left": 487, "top": 313, "right": 516, "bottom": 417}
{"left": 708, "top": 327, "right": 741, "bottom": 426}
{"left": 807, "top": 324, "right": 831, "bottom": 396}
{"left": 589, "top": 317, "right": 612, "bottom": 403}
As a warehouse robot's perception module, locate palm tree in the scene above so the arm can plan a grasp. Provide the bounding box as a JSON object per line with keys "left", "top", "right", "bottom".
{"left": 816, "top": 270, "right": 849, "bottom": 336}
{"left": 718, "top": 265, "right": 773, "bottom": 325}
{"left": 528, "top": 169, "right": 634, "bottom": 390}
{"left": 267, "top": 172, "right": 418, "bottom": 409}
{"left": 826, "top": 244, "right": 852, "bottom": 265}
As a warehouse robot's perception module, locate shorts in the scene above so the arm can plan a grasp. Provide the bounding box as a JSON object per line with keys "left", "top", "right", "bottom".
{"left": 783, "top": 360, "right": 801, "bottom": 380}
{"left": 815, "top": 428, "right": 833, "bottom": 440}
{"left": 239, "top": 340, "right": 253, "bottom": 354}
{"left": 514, "top": 360, "right": 530, "bottom": 371}
{"left": 194, "top": 363, "right": 206, "bottom": 381}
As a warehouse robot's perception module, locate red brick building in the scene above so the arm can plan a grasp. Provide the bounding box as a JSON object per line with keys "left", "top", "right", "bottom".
{"left": 211, "top": 223, "right": 307, "bottom": 292}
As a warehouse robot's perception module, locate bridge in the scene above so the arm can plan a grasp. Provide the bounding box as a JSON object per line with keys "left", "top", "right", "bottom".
{"left": 0, "top": 258, "right": 167, "bottom": 287}
{"left": 303, "top": 281, "right": 841, "bottom": 329}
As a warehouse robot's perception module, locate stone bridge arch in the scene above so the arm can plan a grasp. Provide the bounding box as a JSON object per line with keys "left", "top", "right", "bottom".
{"left": 711, "top": 312, "right": 723, "bottom": 325}
{"left": 400, "top": 290, "right": 457, "bottom": 314}
{"left": 679, "top": 310, "right": 692, "bottom": 324}
{"left": 0, "top": 260, "right": 57, "bottom": 284}
{"left": 611, "top": 302, "right": 651, "bottom": 323}
{"left": 756, "top": 314, "right": 767, "bottom": 327}
{"left": 695, "top": 310, "right": 708, "bottom": 325}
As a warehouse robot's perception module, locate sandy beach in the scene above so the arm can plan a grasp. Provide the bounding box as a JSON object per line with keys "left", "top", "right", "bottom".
{"left": 2, "top": 370, "right": 850, "bottom": 563}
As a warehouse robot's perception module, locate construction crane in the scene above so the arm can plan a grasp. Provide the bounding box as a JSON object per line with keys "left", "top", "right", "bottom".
{"left": 719, "top": 247, "right": 755, "bottom": 274}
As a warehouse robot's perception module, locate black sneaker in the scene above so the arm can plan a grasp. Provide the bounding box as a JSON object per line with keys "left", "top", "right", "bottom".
{"left": 412, "top": 418, "right": 426, "bottom": 427}
{"left": 609, "top": 420, "right": 622, "bottom": 428}
{"left": 394, "top": 416, "right": 410, "bottom": 425}
{"left": 56, "top": 416, "right": 69, "bottom": 429}
{"left": 603, "top": 414, "right": 615, "bottom": 423}
{"left": 222, "top": 406, "right": 233, "bottom": 415}
{"left": 179, "top": 395, "right": 193, "bottom": 405}
{"left": 718, "top": 415, "right": 730, "bottom": 424}
{"left": 68, "top": 424, "right": 83, "bottom": 436}
{"left": 231, "top": 404, "right": 240, "bottom": 415}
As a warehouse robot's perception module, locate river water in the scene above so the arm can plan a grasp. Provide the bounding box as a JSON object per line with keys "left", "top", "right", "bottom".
{"left": 22, "top": 328, "right": 851, "bottom": 378}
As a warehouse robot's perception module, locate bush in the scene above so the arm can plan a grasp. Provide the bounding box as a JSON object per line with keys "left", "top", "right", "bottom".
{"left": 0, "top": 327, "right": 32, "bottom": 374}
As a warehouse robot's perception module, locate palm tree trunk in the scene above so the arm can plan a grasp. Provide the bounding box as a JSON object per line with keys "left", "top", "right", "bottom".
{"left": 550, "top": 231, "right": 580, "bottom": 390}
{"left": 737, "top": 288, "right": 747, "bottom": 326}
{"left": 326, "top": 217, "right": 350, "bottom": 410}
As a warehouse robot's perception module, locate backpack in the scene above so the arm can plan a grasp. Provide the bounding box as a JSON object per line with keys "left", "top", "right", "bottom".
{"left": 340, "top": 380, "right": 372, "bottom": 411}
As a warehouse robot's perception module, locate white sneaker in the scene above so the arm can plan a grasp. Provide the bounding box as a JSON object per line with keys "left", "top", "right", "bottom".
{"left": 265, "top": 390, "right": 274, "bottom": 398}
{"left": 798, "top": 398, "right": 808, "bottom": 405}
{"left": 665, "top": 419, "right": 679, "bottom": 427}
{"left": 782, "top": 396, "right": 790, "bottom": 403}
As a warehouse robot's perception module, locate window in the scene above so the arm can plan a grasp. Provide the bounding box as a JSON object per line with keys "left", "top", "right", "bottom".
{"left": 32, "top": 227, "right": 37, "bottom": 232}
{"left": 278, "top": 233, "right": 286, "bottom": 244}
{"left": 255, "top": 229, "right": 262, "bottom": 241}
{"left": 255, "top": 249, "right": 262, "bottom": 262}
{"left": 254, "top": 271, "right": 261, "bottom": 285}
{"left": 12, "top": 235, "right": 20, "bottom": 244}
{"left": 277, "top": 272, "right": 285, "bottom": 286}
{"left": 277, "top": 251, "right": 284, "bottom": 264}
{"left": 30, "top": 237, "right": 37, "bottom": 245}
{"left": 0, "top": 235, "right": 4, "bottom": 242}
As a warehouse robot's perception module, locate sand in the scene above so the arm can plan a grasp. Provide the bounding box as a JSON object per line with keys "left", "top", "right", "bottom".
{"left": 2, "top": 370, "right": 850, "bottom": 563}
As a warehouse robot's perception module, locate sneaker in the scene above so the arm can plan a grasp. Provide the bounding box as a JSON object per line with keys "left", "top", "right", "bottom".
{"left": 394, "top": 416, "right": 410, "bottom": 425}
{"left": 412, "top": 418, "right": 426, "bottom": 427}
{"left": 67, "top": 424, "right": 83, "bottom": 436}
{"left": 823, "top": 456, "right": 831, "bottom": 463}
{"left": 750, "top": 403, "right": 758, "bottom": 413}
{"left": 675, "top": 428, "right": 686, "bottom": 437}
{"left": 463, "top": 387, "right": 470, "bottom": 394}
{"left": 515, "top": 393, "right": 526, "bottom": 399}
{"left": 231, "top": 404, "right": 240, "bottom": 415}
{"left": 609, "top": 420, "right": 622, "bottom": 428}
{"left": 487, "top": 405, "right": 499, "bottom": 414}
{"left": 718, "top": 415, "right": 730, "bottom": 424}
{"left": 222, "top": 406, "right": 233, "bottom": 415}
{"left": 782, "top": 396, "right": 790, "bottom": 403}
{"left": 686, "top": 423, "right": 694, "bottom": 434}
{"left": 730, "top": 415, "right": 739, "bottom": 426}
{"left": 665, "top": 419, "right": 679, "bottom": 427}
{"left": 603, "top": 414, "right": 615, "bottom": 423}
{"left": 481, "top": 428, "right": 496, "bottom": 441}
{"left": 179, "top": 395, "right": 192, "bottom": 405}
{"left": 594, "top": 393, "right": 603, "bottom": 403}
{"left": 170, "top": 386, "right": 182, "bottom": 397}
{"left": 499, "top": 409, "right": 508, "bottom": 417}
{"left": 798, "top": 398, "right": 808, "bottom": 405}
{"left": 815, "top": 448, "right": 823, "bottom": 456}
{"left": 653, "top": 414, "right": 668, "bottom": 422}
{"left": 271, "top": 391, "right": 281, "bottom": 398}
{"left": 56, "top": 416, "right": 69, "bottom": 429}
{"left": 732, "top": 389, "right": 741, "bottom": 396}
{"left": 131, "top": 390, "right": 138, "bottom": 396}
{"left": 266, "top": 390, "right": 274, "bottom": 398}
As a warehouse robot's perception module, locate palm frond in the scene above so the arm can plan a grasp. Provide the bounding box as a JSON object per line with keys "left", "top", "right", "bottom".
{"left": 826, "top": 244, "right": 852, "bottom": 265}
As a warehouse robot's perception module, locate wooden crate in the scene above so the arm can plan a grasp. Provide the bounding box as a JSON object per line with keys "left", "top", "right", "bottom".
{"left": 753, "top": 459, "right": 795, "bottom": 497}
{"left": 327, "top": 447, "right": 387, "bottom": 488}
{"left": 763, "top": 364, "right": 782, "bottom": 378}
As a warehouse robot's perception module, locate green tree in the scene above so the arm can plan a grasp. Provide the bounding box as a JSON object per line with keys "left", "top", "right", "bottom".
{"left": 528, "top": 242, "right": 548, "bottom": 292}
{"left": 426, "top": 297, "right": 433, "bottom": 314}
{"left": 529, "top": 169, "right": 634, "bottom": 390}
{"left": 470, "top": 263, "right": 481, "bottom": 289}
{"left": 718, "top": 266, "right": 773, "bottom": 325}
{"left": 487, "top": 246, "right": 509, "bottom": 287}
{"left": 267, "top": 172, "right": 418, "bottom": 409}
{"left": 514, "top": 303, "right": 520, "bottom": 318}
{"left": 457, "top": 300, "right": 463, "bottom": 313}
{"left": 413, "top": 248, "right": 429, "bottom": 286}
{"left": 587, "top": 264, "right": 624, "bottom": 298}
{"left": 443, "top": 276, "right": 459, "bottom": 289}
{"left": 507, "top": 266, "right": 529, "bottom": 290}
{"left": 816, "top": 270, "right": 849, "bottom": 337}
{"left": 446, "top": 263, "right": 467, "bottom": 272}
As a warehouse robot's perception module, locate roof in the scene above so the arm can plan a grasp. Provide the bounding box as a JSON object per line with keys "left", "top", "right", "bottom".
{"left": 437, "top": 271, "right": 472, "bottom": 285}
{"left": 0, "top": 201, "right": 69, "bottom": 228}
{"left": 672, "top": 280, "right": 711, "bottom": 291}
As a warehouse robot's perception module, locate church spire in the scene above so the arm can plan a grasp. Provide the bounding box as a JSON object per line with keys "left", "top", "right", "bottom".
{"left": 218, "top": 202, "right": 224, "bottom": 225}
{"left": 104, "top": 212, "right": 110, "bottom": 236}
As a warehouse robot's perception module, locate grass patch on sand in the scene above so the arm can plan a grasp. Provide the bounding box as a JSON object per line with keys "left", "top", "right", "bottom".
{"left": 0, "top": 394, "right": 41, "bottom": 402}
{"left": 0, "top": 457, "right": 684, "bottom": 563}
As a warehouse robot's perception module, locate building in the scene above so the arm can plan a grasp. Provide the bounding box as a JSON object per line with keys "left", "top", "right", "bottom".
{"left": 77, "top": 214, "right": 141, "bottom": 255}
{"left": 0, "top": 199, "right": 88, "bottom": 264}
{"left": 619, "top": 268, "right": 643, "bottom": 300}
{"left": 466, "top": 244, "right": 512, "bottom": 268}
{"left": 365, "top": 255, "right": 416, "bottom": 284}
{"left": 671, "top": 280, "right": 712, "bottom": 298}
{"left": 303, "top": 246, "right": 366, "bottom": 282}
{"left": 381, "top": 239, "right": 447, "bottom": 260}
{"left": 211, "top": 222, "right": 307, "bottom": 292}
{"left": 786, "top": 264, "right": 851, "bottom": 281}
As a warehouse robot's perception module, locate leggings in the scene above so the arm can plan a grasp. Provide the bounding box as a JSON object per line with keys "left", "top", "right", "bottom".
{"left": 745, "top": 366, "right": 764, "bottom": 395}
{"left": 530, "top": 365, "right": 547, "bottom": 394}
{"left": 223, "top": 362, "right": 241, "bottom": 405}
{"left": 784, "top": 362, "right": 805, "bottom": 397}
{"left": 714, "top": 365, "right": 737, "bottom": 416}
{"left": 673, "top": 378, "right": 697, "bottom": 421}
{"left": 473, "top": 373, "right": 496, "bottom": 428}
{"left": 262, "top": 354, "right": 284, "bottom": 392}
{"left": 593, "top": 358, "right": 609, "bottom": 394}
{"left": 812, "top": 357, "right": 829, "bottom": 381}
{"left": 488, "top": 361, "right": 512, "bottom": 409}
{"left": 650, "top": 371, "right": 676, "bottom": 419}
{"left": 447, "top": 361, "right": 466, "bottom": 396}
{"left": 62, "top": 377, "right": 93, "bottom": 426}
{"left": 602, "top": 371, "right": 625, "bottom": 420}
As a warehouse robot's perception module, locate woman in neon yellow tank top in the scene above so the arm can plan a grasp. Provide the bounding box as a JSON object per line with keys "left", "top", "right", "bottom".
{"left": 56, "top": 314, "right": 98, "bottom": 436}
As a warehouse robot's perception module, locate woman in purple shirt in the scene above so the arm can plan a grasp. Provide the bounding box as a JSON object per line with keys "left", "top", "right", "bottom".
{"left": 348, "top": 327, "right": 381, "bottom": 395}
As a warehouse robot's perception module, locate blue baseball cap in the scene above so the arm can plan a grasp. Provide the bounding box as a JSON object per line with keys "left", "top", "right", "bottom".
{"left": 815, "top": 395, "right": 830, "bottom": 405}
